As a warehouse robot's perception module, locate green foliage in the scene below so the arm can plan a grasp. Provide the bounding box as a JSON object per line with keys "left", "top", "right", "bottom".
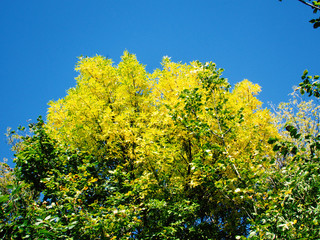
{"left": 250, "top": 88, "right": 320, "bottom": 239}
{"left": 298, "top": 69, "right": 320, "bottom": 97}
{"left": 0, "top": 160, "right": 35, "bottom": 239}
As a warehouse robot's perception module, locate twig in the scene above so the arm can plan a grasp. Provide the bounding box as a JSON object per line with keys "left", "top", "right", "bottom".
{"left": 298, "top": 0, "right": 320, "bottom": 11}
{"left": 232, "top": 163, "right": 242, "bottom": 180}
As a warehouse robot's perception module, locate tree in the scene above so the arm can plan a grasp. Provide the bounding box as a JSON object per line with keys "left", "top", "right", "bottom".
{"left": 279, "top": 0, "right": 320, "bottom": 28}
{"left": 249, "top": 88, "right": 320, "bottom": 239}
{"left": 2, "top": 52, "right": 279, "bottom": 239}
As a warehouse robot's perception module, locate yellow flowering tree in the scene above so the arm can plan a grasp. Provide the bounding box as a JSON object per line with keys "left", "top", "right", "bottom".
{"left": 4, "top": 52, "right": 278, "bottom": 239}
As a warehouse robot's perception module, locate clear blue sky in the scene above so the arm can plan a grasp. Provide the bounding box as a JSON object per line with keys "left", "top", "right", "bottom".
{"left": 1, "top": 0, "right": 320, "bottom": 167}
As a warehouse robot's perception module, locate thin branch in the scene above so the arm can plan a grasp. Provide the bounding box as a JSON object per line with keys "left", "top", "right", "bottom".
{"left": 298, "top": 0, "right": 320, "bottom": 11}
{"left": 232, "top": 163, "right": 242, "bottom": 180}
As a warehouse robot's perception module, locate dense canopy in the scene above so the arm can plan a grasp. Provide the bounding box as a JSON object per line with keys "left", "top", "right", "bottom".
{"left": 1, "top": 52, "right": 319, "bottom": 239}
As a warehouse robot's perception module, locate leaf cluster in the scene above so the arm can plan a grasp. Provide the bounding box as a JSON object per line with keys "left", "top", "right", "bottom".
{"left": 279, "top": 0, "right": 320, "bottom": 28}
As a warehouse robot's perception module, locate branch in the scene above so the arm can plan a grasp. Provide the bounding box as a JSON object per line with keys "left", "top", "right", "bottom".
{"left": 232, "top": 163, "right": 242, "bottom": 180}
{"left": 298, "top": 0, "right": 320, "bottom": 11}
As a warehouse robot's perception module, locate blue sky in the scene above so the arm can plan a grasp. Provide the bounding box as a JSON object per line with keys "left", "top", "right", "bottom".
{"left": 1, "top": 1, "right": 320, "bottom": 167}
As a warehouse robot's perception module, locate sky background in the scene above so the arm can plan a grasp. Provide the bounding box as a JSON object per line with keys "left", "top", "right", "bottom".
{"left": 1, "top": 0, "right": 320, "bottom": 167}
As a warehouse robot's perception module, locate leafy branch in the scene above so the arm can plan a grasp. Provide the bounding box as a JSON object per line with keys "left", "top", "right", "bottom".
{"left": 297, "top": 0, "right": 320, "bottom": 11}
{"left": 280, "top": 0, "right": 320, "bottom": 28}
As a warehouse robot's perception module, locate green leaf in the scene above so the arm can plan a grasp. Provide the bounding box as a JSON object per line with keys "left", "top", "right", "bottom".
{"left": 268, "top": 137, "right": 278, "bottom": 144}
{"left": 67, "top": 221, "right": 78, "bottom": 230}
{"left": 273, "top": 144, "right": 281, "bottom": 151}
{"left": 314, "top": 21, "right": 320, "bottom": 28}
{"left": 291, "top": 146, "right": 298, "bottom": 155}
{"left": 285, "top": 125, "right": 301, "bottom": 139}
{"left": 302, "top": 70, "right": 309, "bottom": 80}
{"left": 0, "top": 195, "right": 9, "bottom": 203}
